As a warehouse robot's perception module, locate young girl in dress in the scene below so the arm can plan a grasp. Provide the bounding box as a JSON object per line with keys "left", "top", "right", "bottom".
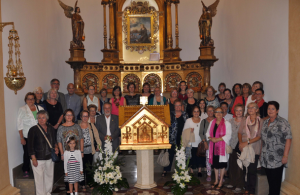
{"left": 64, "top": 137, "right": 84, "bottom": 195}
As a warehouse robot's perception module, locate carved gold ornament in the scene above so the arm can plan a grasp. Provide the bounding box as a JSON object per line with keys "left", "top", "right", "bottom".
{"left": 164, "top": 73, "right": 182, "bottom": 92}
{"left": 102, "top": 74, "right": 120, "bottom": 92}
{"left": 185, "top": 72, "right": 202, "bottom": 92}
{"left": 2, "top": 24, "right": 26, "bottom": 94}
{"left": 122, "top": 1, "right": 159, "bottom": 54}
{"left": 82, "top": 73, "right": 99, "bottom": 93}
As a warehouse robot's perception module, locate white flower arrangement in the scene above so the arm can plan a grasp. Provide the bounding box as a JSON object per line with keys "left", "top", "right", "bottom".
{"left": 164, "top": 144, "right": 200, "bottom": 195}
{"left": 91, "top": 138, "right": 129, "bottom": 195}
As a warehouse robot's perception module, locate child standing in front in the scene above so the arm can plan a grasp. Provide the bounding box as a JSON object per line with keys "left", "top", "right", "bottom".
{"left": 64, "top": 137, "right": 84, "bottom": 195}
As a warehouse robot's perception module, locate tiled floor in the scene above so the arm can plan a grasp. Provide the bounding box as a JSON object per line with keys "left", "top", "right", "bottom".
{"left": 52, "top": 171, "right": 245, "bottom": 195}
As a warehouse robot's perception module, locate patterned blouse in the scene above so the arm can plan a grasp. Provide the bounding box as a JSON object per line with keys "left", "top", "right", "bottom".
{"left": 261, "top": 115, "right": 292, "bottom": 169}
{"left": 204, "top": 97, "right": 220, "bottom": 109}
{"left": 169, "top": 111, "right": 189, "bottom": 145}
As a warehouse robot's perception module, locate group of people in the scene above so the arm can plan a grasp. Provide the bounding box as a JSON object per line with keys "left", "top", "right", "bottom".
{"left": 17, "top": 78, "right": 292, "bottom": 195}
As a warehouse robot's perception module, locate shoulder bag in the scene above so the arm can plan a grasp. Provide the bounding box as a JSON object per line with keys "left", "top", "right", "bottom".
{"left": 157, "top": 149, "right": 170, "bottom": 167}
{"left": 37, "top": 125, "right": 60, "bottom": 162}
{"left": 197, "top": 120, "right": 207, "bottom": 157}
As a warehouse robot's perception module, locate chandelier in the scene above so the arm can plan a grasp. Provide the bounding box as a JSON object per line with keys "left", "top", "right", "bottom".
{"left": 1, "top": 22, "right": 26, "bottom": 94}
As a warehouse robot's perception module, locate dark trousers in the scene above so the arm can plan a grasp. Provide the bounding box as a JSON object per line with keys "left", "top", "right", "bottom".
{"left": 190, "top": 147, "right": 206, "bottom": 169}
{"left": 80, "top": 153, "right": 94, "bottom": 186}
{"left": 228, "top": 150, "right": 245, "bottom": 188}
{"left": 243, "top": 155, "right": 259, "bottom": 194}
{"left": 265, "top": 165, "right": 284, "bottom": 195}
{"left": 164, "top": 144, "right": 176, "bottom": 172}
{"left": 22, "top": 138, "right": 30, "bottom": 172}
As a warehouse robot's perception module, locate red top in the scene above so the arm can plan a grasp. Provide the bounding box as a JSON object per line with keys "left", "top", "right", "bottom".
{"left": 111, "top": 97, "right": 125, "bottom": 116}
{"left": 178, "top": 93, "right": 188, "bottom": 101}
{"left": 231, "top": 96, "right": 248, "bottom": 117}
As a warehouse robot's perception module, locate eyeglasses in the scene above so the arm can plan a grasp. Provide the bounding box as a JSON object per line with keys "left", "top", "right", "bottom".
{"left": 65, "top": 114, "right": 73, "bottom": 117}
{"left": 248, "top": 106, "right": 257, "bottom": 110}
{"left": 82, "top": 115, "right": 89, "bottom": 118}
{"left": 52, "top": 82, "right": 60, "bottom": 85}
{"left": 214, "top": 111, "right": 223, "bottom": 114}
{"left": 27, "top": 98, "right": 35, "bottom": 101}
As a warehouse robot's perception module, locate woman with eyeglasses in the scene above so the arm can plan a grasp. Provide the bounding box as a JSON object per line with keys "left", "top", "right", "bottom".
{"left": 206, "top": 107, "right": 232, "bottom": 190}
{"left": 17, "top": 92, "right": 44, "bottom": 177}
{"left": 238, "top": 102, "right": 263, "bottom": 195}
{"left": 79, "top": 110, "right": 101, "bottom": 191}
{"left": 83, "top": 85, "right": 101, "bottom": 113}
{"left": 204, "top": 86, "right": 219, "bottom": 109}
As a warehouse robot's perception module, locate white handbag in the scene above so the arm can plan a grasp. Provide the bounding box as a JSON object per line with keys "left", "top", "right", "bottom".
{"left": 157, "top": 149, "right": 170, "bottom": 167}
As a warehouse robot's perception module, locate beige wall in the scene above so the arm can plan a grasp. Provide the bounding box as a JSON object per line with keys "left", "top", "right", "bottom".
{"left": 281, "top": 0, "right": 300, "bottom": 194}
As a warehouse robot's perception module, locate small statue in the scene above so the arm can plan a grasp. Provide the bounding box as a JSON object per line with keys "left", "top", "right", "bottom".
{"left": 58, "top": 0, "right": 85, "bottom": 49}
{"left": 199, "top": 0, "right": 220, "bottom": 46}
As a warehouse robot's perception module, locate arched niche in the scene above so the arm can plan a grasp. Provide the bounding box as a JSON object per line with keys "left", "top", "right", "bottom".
{"left": 116, "top": 0, "right": 165, "bottom": 63}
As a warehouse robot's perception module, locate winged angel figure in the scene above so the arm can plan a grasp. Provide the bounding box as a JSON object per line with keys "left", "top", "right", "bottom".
{"left": 199, "top": 0, "right": 220, "bottom": 46}
{"left": 58, "top": 0, "right": 85, "bottom": 48}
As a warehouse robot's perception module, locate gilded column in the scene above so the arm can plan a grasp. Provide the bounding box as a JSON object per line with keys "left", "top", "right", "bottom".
{"left": 175, "top": 1, "right": 179, "bottom": 48}
{"left": 203, "top": 66, "right": 210, "bottom": 92}
{"left": 166, "top": 0, "right": 173, "bottom": 49}
{"left": 72, "top": 63, "right": 84, "bottom": 94}
{"left": 109, "top": 0, "right": 116, "bottom": 49}
{"left": 103, "top": 4, "right": 108, "bottom": 49}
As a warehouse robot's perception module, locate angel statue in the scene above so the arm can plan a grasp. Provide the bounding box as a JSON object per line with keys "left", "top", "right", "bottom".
{"left": 58, "top": 0, "right": 85, "bottom": 49}
{"left": 199, "top": 0, "right": 220, "bottom": 46}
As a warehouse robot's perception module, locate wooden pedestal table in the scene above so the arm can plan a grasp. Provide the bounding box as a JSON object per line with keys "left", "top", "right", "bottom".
{"left": 134, "top": 150, "right": 156, "bottom": 189}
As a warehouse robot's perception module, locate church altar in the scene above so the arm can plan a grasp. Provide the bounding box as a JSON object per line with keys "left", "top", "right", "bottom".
{"left": 58, "top": 0, "right": 219, "bottom": 96}
{"left": 58, "top": 0, "right": 220, "bottom": 190}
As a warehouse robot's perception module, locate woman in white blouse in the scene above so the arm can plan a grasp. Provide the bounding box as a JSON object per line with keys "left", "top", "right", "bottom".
{"left": 206, "top": 107, "right": 232, "bottom": 190}
{"left": 83, "top": 85, "right": 100, "bottom": 113}
{"left": 17, "top": 92, "right": 44, "bottom": 177}
{"left": 183, "top": 106, "right": 205, "bottom": 177}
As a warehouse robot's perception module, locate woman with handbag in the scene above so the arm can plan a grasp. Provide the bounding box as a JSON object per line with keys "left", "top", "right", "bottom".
{"left": 27, "top": 110, "right": 59, "bottom": 195}
{"left": 227, "top": 103, "right": 245, "bottom": 193}
{"left": 183, "top": 106, "right": 205, "bottom": 177}
{"left": 238, "top": 102, "right": 263, "bottom": 195}
{"left": 79, "top": 110, "right": 102, "bottom": 190}
{"left": 161, "top": 99, "right": 188, "bottom": 177}
{"left": 199, "top": 106, "right": 215, "bottom": 181}
{"left": 205, "top": 107, "right": 232, "bottom": 190}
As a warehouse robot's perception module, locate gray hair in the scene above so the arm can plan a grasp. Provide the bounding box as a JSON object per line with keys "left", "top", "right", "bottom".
{"left": 37, "top": 110, "right": 49, "bottom": 120}
{"left": 33, "top": 87, "right": 43, "bottom": 94}
{"left": 186, "top": 88, "right": 194, "bottom": 93}
{"left": 47, "top": 88, "right": 59, "bottom": 100}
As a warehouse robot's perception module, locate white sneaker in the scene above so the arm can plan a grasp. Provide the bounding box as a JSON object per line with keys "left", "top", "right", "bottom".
{"left": 75, "top": 192, "right": 78, "bottom": 195}
{"left": 70, "top": 193, "right": 74, "bottom": 195}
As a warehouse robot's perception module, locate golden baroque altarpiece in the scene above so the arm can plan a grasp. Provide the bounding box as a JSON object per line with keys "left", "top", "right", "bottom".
{"left": 59, "top": 0, "right": 219, "bottom": 96}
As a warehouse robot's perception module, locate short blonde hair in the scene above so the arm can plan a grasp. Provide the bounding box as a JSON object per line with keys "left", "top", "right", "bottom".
{"left": 47, "top": 88, "right": 59, "bottom": 100}
{"left": 234, "top": 103, "right": 245, "bottom": 117}
{"left": 246, "top": 102, "right": 260, "bottom": 117}
{"left": 33, "top": 87, "right": 43, "bottom": 94}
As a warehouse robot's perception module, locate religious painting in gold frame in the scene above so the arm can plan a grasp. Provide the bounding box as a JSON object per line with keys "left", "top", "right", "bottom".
{"left": 122, "top": 1, "right": 159, "bottom": 54}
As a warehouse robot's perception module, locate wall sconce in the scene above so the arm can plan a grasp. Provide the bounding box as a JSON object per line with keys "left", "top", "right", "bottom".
{"left": 1, "top": 22, "right": 26, "bottom": 94}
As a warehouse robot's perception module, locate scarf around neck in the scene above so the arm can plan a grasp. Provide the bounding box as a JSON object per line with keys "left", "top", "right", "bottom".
{"left": 245, "top": 116, "right": 260, "bottom": 139}
{"left": 209, "top": 118, "right": 226, "bottom": 164}
{"left": 255, "top": 99, "right": 265, "bottom": 108}
{"left": 153, "top": 96, "right": 164, "bottom": 105}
